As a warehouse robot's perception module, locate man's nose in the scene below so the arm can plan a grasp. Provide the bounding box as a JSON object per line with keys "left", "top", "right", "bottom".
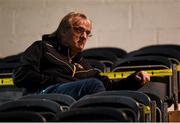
{"left": 81, "top": 31, "right": 88, "bottom": 39}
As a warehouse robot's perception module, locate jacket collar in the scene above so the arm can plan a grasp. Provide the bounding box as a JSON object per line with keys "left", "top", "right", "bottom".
{"left": 47, "top": 38, "right": 83, "bottom": 63}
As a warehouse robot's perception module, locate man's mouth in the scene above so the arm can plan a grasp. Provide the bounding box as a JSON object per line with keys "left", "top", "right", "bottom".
{"left": 78, "top": 39, "right": 85, "bottom": 45}
{"left": 77, "top": 40, "right": 85, "bottom": 48}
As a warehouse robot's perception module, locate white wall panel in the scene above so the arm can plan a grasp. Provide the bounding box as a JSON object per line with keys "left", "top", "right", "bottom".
{"left": 0, "top": 0, "right": 180, "bottom": 57}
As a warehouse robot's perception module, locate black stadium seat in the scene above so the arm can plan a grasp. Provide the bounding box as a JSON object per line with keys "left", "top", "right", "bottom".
{"left": 70, "top": 95, "right": 140, "bottom": 121}
{"left": 0, "top": 111, "right": 46, "bottom": 122}
{"left": 0, "top": 99, "right": 62, "bottom": 121}
{"left": 19, "top": 93, "right": 76, "bottom": 111}
{"left": 57, "top": 107, "right": 129, "bottom": 122}
{"left": 87, "top": 90, "right": 152, "bottom": 122}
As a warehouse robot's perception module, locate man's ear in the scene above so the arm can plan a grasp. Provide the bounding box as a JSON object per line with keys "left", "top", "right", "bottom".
{"left": 60, "top": 32, "right": 69, "bottom": 46}
{"left": 60, "top": 32, "right": 66, "bottom": 40}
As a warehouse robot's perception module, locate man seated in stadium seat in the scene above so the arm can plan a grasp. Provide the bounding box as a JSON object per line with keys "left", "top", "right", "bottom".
{"left": 13, "top": 12, "right": 150, "bottom": 100}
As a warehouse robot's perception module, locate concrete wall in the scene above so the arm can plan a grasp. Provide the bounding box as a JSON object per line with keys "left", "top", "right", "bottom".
{"left": 0, "top": 0, "right": 180, "bottom": 57}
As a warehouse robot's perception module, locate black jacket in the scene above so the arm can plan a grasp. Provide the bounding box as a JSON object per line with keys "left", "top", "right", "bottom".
{"left": 13, "top": 38, "right": 142, "bottom": 93}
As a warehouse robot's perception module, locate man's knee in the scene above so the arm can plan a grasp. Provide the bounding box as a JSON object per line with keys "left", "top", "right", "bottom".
{"left": 87, "top": 78, "right": 103, "bottom": 85}
{"left": 85, "top": 78, "right": 106, "bottom": 91}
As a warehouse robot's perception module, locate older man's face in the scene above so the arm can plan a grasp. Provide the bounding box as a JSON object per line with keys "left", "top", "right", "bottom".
{"left": 62, "top": 16, "right": 92, "bottom": 54}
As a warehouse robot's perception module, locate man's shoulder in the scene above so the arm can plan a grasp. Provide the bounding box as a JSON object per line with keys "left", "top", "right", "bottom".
{"left": 30, "top": 40, "right": 43, "bottom": 46}
{"left": 31, "top": 40, "right": 51, "bottom": 47}
{"left": 24, "top": 40, "right": 44, "bottom": 52}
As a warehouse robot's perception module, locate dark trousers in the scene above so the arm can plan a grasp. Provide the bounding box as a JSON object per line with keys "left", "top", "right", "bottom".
{"left": 37, "top": 78, "right": 106, "bottom": 100}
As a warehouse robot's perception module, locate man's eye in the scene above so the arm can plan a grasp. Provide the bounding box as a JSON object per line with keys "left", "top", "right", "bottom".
{"left": 73, "top": 26, "right": 92, "bottom": 37}
{"left": 87, "top": 32, "right": 92, "bottom": 37}
{"left": 76, "top": 27, "right": 84, "bottom": 33}
{"left": 86, "top": 31, "right": 91, "bottom": 35}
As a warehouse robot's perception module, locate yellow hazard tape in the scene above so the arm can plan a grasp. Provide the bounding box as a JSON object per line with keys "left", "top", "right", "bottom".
{"left": 0, "top": 78, "right": 14, "bottom": 86}
{"left": 144, "top": 106, "right": 151, "bottom": 114}
{"left": 176, "top": 65, "right": 180, "bottom": 71}
{"left": 100, "top": 69, "right": 172, "bottom": 80}
{"left": 0, "top": 69, "right": 173, "bottom": 85}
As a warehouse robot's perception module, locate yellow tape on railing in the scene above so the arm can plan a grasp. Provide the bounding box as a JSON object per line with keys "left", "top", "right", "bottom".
{"left": 0, "top": 69, "right": 173, "bottom": 86}
{"left": 100, "top": 69, "right": 172, "bottom": 80}
{"left": 0, "top": 78, "right": 14, "bottom": 86}
{"left": 176, "top": 65, "right": 180, "bottom": 71}
{"left": 144, "top": 106, "right": 151, "bottom": 114}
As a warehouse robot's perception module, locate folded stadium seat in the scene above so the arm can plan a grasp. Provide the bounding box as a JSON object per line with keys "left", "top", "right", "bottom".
{"left": 82, "top": 48, "right": 118, "bottom": 70}
{"left": 0, "top": 53, "right": 24, "bottom": 105}
{"left": 126, "top": 46, "right": 180, "bottom": 112}
{"left": 0, "top": 87, "right": 24, "bottom": 105}
{"left": 0, "top": 98, "right": 63, "bottom": 121}
{"left": 111, "top": 55, "right": 172, "bottom": 94}
{"left": 19, "top": 93, "right": 76, "bottom": 111}
{"left": 139, "top": 91, "right": 169, "bottom": 122}
{"left": 139, "top": 83, "right": 167, "bottom": 108}
{"left": 0, "top": 111, "right": 46, "bottom": 122}
{"left": 89, "top": 90, "right": 153, "bottom": 122}
{"left": 70, "top": 95, "right": 140, "bottom": 122}
{"left": 138, "top": 82, "right": 168, "bottom": 122}
{"left": 111, "top": 55, "right": 172, "bottom": 100}
{"left": 112, "top": 55, "right": 172, "bottom": 71}
{"left": 83, "top": 47, "right": 127, "bottom": 59}
{"left": 110, "top": 55, "right": 173, "bottom": 122}
{"left": 86, "top": 59, "right": 106, "bottom": 72}
{"left": 125, "top": 47, "right": 180, "bottom": 65}
{"left": 57, "top": 107, "right": 129, "bottom": 122}
{"left": 0, "top": 77, "right": 24, "bottom": 105}
{"left": 139, "top": 44, "right": 180, "bottom": 53}
{"left": 130, "top": 45, "right": 180, "bottom": 105}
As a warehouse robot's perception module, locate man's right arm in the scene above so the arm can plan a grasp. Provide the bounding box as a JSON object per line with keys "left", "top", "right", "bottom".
{"left": 13, "top": 41, "right": 56, "bottom": 92}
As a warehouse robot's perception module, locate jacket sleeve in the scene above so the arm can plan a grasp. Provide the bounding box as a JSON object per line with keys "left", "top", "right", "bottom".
{"left": 79, "top": 57, "right": 142, "bottom": 90}
{"left": 13, "top": 41, "right": 56, "bottom": 92}
{"left": 111, "top": 71, "right": 143, "bottom": 90}
{"left": 95, "top": 72, "right": 143, "bottom": 90}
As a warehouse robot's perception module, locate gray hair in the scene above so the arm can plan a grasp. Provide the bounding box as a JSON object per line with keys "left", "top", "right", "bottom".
{"left": 44, "top": 12, "right": 91, "bottom": 41}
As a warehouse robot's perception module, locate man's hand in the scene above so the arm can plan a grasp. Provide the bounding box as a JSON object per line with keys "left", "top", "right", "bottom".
{"left": 135, "top": 71, "right": 150, "bottom": 85}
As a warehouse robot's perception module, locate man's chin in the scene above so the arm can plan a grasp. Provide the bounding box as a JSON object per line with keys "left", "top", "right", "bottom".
{"left": 78, "top": 48, "right": 83, "bottom": 52}
{"left": 78, "top": 45, "right": 84, "bottom": 51}
{"left": 74, "top": 47, "right": 83, "bottom": 53}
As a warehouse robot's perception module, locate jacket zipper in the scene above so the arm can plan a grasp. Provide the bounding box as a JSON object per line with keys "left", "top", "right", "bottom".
{"left": 46, "top": 52, "right": 74, "bottom": 73}
{"left": 75, "top": 69, "right": 95, "bottom": 74}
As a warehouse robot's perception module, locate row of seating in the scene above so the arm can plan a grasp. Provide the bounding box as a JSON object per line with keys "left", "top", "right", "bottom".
{"left": 0, "top": 44, "right": 180, "bottom": 121}
{"left": 83, "top": 44, "right": 180, "bottom": 71}
{"left": 0, "top": 91, "right": 163, "bottom": 122}
{"left": 82, "top": 44, "right": 180, "bottom": 122}
{"left": 83, "top": 44, "right": 180, "bottom": 103}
